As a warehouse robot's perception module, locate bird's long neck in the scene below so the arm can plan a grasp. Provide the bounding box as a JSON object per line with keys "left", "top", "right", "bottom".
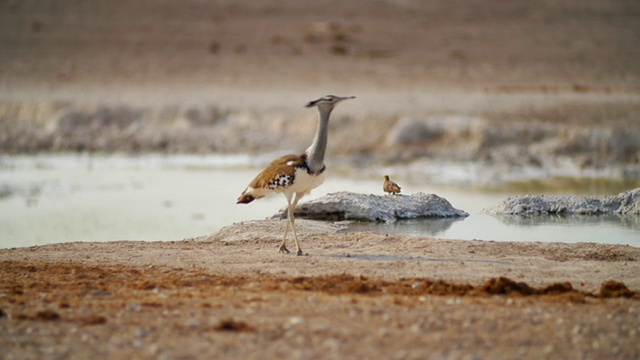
{"left": 305, "top": 107, "right": 332, "bottom": 173}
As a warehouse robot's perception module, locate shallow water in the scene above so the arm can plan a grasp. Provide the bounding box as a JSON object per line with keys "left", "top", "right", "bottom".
{"left": 0, "top": 154, "right": 638, "bottom": 249}
{"left": 348, "top": 214, "right": 640, "bottom": 246}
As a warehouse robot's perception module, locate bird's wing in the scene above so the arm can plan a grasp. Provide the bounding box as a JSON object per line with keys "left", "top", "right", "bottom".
{"left": 383, "top": 182, "right": 390, "bottom": 192}
{"left": 383, "top": 181, "right": 401, "bottom": 193}
{"left": 248, "top": 154, "right": 307, "bottom": 190}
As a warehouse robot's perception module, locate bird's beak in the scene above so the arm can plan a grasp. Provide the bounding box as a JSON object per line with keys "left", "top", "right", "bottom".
{"left": 305, "top": 95, "right": 356, "bottom": 108}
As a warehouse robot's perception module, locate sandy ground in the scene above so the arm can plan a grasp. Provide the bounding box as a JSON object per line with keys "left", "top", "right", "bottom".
{"left": 2, "top": 0, "right": 639, "bottom": 91}
{"left": 1, "top": 0, "right": 640, "bottom": 358}
{"left": 2, "top": 0, "right": 639, "bottom": 107}
{"left": 1, "top": 220, "right": 639, "bottom": 359}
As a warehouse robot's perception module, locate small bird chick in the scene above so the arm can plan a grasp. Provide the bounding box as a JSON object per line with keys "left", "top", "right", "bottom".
{"left": 383, "top": 175, "right": 401, "bottom": 195}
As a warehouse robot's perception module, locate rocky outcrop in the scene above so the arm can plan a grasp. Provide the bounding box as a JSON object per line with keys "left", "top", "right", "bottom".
{"left": 484, "top": 188, "right": 640, "bottom": 215}
{"left": 273, "top": 191, "right": 469, "bottom": 222}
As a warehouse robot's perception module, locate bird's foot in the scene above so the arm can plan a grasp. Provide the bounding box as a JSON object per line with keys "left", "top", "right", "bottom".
{"left": 278, "top": 244, "right": 291, "bottom": 254}
{"left": 296, "top": 249, "right": 305, "bottom": 256}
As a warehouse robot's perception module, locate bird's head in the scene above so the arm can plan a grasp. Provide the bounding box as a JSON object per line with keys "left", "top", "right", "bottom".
{"left": 305, "top": 95, "right": 356, "bottom": 110}
{"left": 384, "top": 175, "right": 390, "bottom": 181}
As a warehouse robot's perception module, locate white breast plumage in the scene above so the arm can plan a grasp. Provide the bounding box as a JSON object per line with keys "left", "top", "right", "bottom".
{"left": 288, "top": 167, "right": 326, "bottom": 195}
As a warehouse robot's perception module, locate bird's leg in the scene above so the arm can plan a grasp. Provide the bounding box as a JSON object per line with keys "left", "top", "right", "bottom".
{"left": 290, "top": 192, "right": 304, "bottom": 256}
{"left": 279, "top": 220, "right": 291, "bottom": 254}
{"left": 283, "top": 220, "right": 290, "bottom": 242}
{"left": 279, "top": 194, "right": 293, "bottom": 254}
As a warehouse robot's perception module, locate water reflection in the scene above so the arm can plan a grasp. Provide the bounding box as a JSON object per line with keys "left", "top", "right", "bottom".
{"left": 344, "top": 213, "right": 640, "bottom": 247}
{"left": 492, "top": 214, "right": 640, "bottom": 230}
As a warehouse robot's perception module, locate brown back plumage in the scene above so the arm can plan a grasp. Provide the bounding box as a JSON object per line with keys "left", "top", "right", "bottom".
{"left": 383, "top": 175, "right": 401, "bottom": 195}
{"left": 237, "top": 154, "right": 308, "bottom": 204}
{"left": 250, "top": 154, "right": 305, "bottom": 189}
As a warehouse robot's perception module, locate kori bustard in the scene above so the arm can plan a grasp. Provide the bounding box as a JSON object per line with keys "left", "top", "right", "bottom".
{"left": 237, "top": 95, "right": 355, "bottom": 255}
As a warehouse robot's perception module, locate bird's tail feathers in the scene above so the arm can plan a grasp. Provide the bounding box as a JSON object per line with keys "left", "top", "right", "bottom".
{"left": 237, "top": 193, "right": 256, "bottom": 204}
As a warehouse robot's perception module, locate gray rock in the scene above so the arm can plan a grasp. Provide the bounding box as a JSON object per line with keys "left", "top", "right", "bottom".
{"left": 484, "top": 188, "right": 640, "bottom": 215}
{"left": 273, "top": 191, "right": 469, "bottom": 222}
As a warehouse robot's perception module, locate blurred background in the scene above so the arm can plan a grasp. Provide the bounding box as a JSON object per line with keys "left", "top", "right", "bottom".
{"left": 1, "top": 0, "right": 639, "bottom": 246}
